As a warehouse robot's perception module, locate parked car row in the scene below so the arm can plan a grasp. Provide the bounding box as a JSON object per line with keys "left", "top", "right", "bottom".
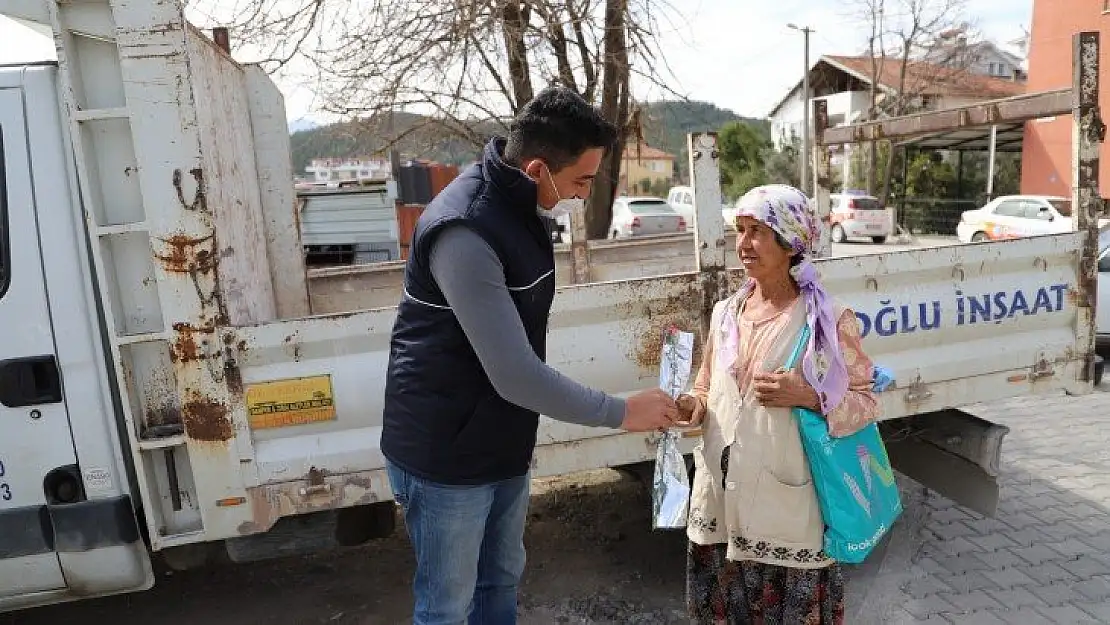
{"left": 669, "top": 186, "right": 895, "bottom": 245}
{"left": 585, "top": 188, "right": 1106, "bottom": 249}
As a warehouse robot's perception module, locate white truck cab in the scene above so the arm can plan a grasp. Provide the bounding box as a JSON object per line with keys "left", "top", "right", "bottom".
{"left": 0, "top": 63, "right": 151, "bottom": 607}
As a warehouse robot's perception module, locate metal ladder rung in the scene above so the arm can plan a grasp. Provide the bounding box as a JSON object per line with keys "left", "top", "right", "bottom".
{"left": 96, "top": 222, "right": 148, "bottom": 236}
{"left": 116, "top": 331, "right": 168, "bottom": 346}
{"left": 137, "top": 434, "right": 186, "bottom": 451}
{"left": 74, "top": 107, "right": 130, "bottom": 122}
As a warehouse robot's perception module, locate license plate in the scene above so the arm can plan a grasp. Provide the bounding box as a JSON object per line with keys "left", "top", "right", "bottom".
{"left": 865, "top": 224, "right": 881, "bottom": 231}
{"left": 0, "top": 458, "right": 10, "bottom": 504}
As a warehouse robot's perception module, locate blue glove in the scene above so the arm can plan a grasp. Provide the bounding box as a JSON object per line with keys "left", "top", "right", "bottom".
{"left": 871, "top": 365, "right": 896, "bottom": 393}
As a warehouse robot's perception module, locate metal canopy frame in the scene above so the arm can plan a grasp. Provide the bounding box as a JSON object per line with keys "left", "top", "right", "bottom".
{"left": 817, "top": 88, "right": 1072, "bottom": 146}
{"left": 894, "top": 121, "right": 1026, "bottom": 153}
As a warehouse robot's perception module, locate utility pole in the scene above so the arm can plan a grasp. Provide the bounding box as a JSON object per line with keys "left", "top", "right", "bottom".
{"left": 788, "top": 23, "right": 814, "bottom": 195}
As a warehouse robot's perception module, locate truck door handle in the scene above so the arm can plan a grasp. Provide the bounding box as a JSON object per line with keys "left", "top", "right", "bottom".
{"left": 0, "top": 355, "right": 63, "bottom": 407}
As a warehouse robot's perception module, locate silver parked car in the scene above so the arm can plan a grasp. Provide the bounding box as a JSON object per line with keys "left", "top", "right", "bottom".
{"left": 608, "top": 197, "right": 686, "bottom": 239}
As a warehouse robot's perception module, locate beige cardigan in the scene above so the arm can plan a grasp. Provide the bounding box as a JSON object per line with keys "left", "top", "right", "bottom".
{"left": 686, "top": 293, "right": 831, "bottom": 568}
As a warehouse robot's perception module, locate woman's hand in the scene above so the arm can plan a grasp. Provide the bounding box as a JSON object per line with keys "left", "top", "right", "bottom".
{"left": 674, "top": 393, "right": 706, "bottom": 427}
{"left": 752, "top": 370, "right": 821, "bottom": 411}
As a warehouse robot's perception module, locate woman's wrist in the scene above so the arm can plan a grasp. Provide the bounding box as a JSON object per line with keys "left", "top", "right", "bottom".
{"left": 799, "top": 387, "right": 821, "bottom": 411}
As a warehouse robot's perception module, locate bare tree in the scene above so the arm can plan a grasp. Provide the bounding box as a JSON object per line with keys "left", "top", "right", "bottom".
{"left": 850, "top": 0, "right": 978, "bottom": 203}
{"left": 186, "top": 0, "right": 682, "bottom": 239}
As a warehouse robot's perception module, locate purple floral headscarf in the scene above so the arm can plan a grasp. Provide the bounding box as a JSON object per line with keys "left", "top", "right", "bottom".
{"left": 719, "top": 184, "right": 849, "bottom": 414}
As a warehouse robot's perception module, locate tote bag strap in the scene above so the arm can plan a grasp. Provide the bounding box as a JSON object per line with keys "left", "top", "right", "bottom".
{"left": 784, "top": 323, "right": 812, "bottom": 372}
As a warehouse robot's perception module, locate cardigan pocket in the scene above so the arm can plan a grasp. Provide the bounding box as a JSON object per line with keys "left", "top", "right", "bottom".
{"left": 760, "top": 407, "right": 813, "bottom": 488}
{"left": 744, "top": 469, "right": 819, "bottom": 546}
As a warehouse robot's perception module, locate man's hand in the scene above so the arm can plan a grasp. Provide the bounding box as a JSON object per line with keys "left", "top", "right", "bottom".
{"left": 674, "top": 393, "right": 706, "bottom": 427}
{"left": 752, "top": 370, "right": 821, "bottom": 410}
{"left": 620, "top": 389, "right": 679, "bottom": 432}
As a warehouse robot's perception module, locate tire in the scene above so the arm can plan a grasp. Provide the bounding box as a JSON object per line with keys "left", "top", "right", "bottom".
{"left": 831, "top": 224, "right": 847, "bottom": 243}
{"left": 1095, "top": 354, "right": 1105, "bottom": 387}
{"left": 971, "top": 232, "right": 987, "bottom": 243}
{"left": 871, "top": 236, "right": 887, "bottom": 244}
{"left": 335, "top": 501, "right": 398, "bottom": 546}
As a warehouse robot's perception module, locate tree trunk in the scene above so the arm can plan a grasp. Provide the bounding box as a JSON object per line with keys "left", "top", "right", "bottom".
{"left": 866, "top": 80, "right": 877, "bottom": 194}
{"left": 501, "top": 1, "right": 534, "bottom": 110}
{"left": 545, "top": 5, "right": 578, "bottom": 91}
{"left": 586, "top": 0, "right": 629, "bottom": 240}
{"left": 566, "top": 0, "right": 597, "bottom": 101}
{"left": 879, "top": 140, "right": 896, "bottom": 205}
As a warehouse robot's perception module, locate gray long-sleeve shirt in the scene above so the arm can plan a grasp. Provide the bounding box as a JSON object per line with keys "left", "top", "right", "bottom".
{"left": 428, "top": 224, "right": 626, "bottom": 429}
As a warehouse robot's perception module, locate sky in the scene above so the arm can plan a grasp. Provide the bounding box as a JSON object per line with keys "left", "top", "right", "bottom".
{"left": 0, "top": 0, "right": 1031, "bottom": 125}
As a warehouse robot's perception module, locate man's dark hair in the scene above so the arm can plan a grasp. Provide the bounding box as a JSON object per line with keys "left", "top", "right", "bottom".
{"left": 503, "top": 86, "right": 619, "bottom": 172}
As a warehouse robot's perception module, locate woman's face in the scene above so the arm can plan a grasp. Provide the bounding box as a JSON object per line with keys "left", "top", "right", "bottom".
{"left": 735, "top": 215, "right": 793, "bottom": 282}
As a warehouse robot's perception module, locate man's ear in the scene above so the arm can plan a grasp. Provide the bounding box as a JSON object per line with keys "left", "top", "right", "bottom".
{"left": 522, "top": 159, "right": 546, "bottom": 181}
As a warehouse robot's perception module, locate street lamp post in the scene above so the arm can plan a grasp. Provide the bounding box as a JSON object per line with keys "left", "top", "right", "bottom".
{"left": 788, "top": 23, "right": 814, "bottom": 195}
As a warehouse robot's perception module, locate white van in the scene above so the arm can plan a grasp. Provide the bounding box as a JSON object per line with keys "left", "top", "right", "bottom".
{"left": 666, "top": 185, "right": 695, "bottom": 230}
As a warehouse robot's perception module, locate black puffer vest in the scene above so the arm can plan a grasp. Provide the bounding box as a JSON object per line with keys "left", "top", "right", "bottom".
{"left": 381, "top": 138, "right": 556, "bottom": 484}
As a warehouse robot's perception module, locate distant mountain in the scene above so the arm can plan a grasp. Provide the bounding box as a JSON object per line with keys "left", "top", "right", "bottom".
{"left": 288, "top": 100, "right": 768, "bottom": 180}
{"left": 637, "top": 101, "right": 770, "bottom": 182}
{"left": 288, "top": 117, "right": 320, "bottom": 133}
{"left": 289, "top": 112, "right": 502, "bottom": 174}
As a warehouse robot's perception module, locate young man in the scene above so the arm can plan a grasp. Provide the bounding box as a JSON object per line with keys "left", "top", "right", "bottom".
{"left": 381, "top": 87, "right": 679, "bottom": 624}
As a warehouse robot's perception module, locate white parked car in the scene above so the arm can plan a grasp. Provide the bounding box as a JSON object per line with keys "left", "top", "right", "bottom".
{"left": 1099, "top": 227, "right": 1110, "bottom": 346}
{"left": 666, "top": 186, "right": 695, "bottom": 230}
{"left": 829, "top": 193, "right": 893, "bottom": 244}
{"left": 669, "top": 185, "right": 742, "bottom": 230}
{"left": 1094, "top": 225, "right": 1110, "bottom": 383}
{"left": 608, "top": 197, "right": 686, "bottom": 239}
{"left": 956, "top": 194, "right": 1108, "bottom": 243}
{"left": 721, "top": 201, "right": 740, "bottom": 230}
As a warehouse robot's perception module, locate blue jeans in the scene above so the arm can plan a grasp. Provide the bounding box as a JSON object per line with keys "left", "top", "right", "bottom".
{"left": 386, "top": 460, "right": 529, "bottom": 625}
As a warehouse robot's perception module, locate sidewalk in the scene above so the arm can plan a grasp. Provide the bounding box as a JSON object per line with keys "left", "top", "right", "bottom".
{"left": 879, "top": 390, "right": 1110, "bottom": 624}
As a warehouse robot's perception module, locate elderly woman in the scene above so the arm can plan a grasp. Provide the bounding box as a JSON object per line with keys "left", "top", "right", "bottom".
{"left": 676, "top": 184, "right": 881, "bottom": 624}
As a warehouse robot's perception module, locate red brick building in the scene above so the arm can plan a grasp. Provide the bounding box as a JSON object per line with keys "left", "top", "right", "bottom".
{"left": 1021, "top": 1, "right": 1110, "bottom": 197}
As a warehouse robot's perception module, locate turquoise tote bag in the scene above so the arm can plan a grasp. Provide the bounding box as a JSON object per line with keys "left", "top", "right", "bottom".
{"left": 783, "top": 323, "right": 903, "bottom": 564}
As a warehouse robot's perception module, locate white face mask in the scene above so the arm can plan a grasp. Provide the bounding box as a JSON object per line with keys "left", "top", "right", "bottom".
{"left": 537, "top": 165, "right": 585, "bottom": 219}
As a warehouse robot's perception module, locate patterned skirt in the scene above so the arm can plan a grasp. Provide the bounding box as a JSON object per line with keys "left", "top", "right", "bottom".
{"left": 686, "top": 542, "right": 845, "bottom": 625}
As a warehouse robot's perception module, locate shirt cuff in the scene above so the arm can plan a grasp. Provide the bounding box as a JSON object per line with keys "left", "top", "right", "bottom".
{"left": 602, "top": 396, "right": 627, "bottom": 429}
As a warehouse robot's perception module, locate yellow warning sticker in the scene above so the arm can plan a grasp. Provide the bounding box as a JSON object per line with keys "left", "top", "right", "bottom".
{"left": 246, "top": 375, "right": 337, "bottom": 430}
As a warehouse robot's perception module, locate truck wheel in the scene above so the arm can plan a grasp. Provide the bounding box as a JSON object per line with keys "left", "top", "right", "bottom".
{"left": 159, "top": 542, "right": 227, "bottom": 572}
{"left": 335, "top": 501, "right": 398, "bottom": 546}
{"left": 831, "top": 224, "right": 847, "bottom": 243}
{"left": 971, "top": 232, "right": 987, "bottom": 243}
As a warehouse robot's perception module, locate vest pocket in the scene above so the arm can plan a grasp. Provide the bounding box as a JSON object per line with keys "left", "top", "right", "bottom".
{"left": 760, "top": 409, "right": 812, "bottom": 488}
{"left": 745, "top": 470, "right": 819, "bottom": 546}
